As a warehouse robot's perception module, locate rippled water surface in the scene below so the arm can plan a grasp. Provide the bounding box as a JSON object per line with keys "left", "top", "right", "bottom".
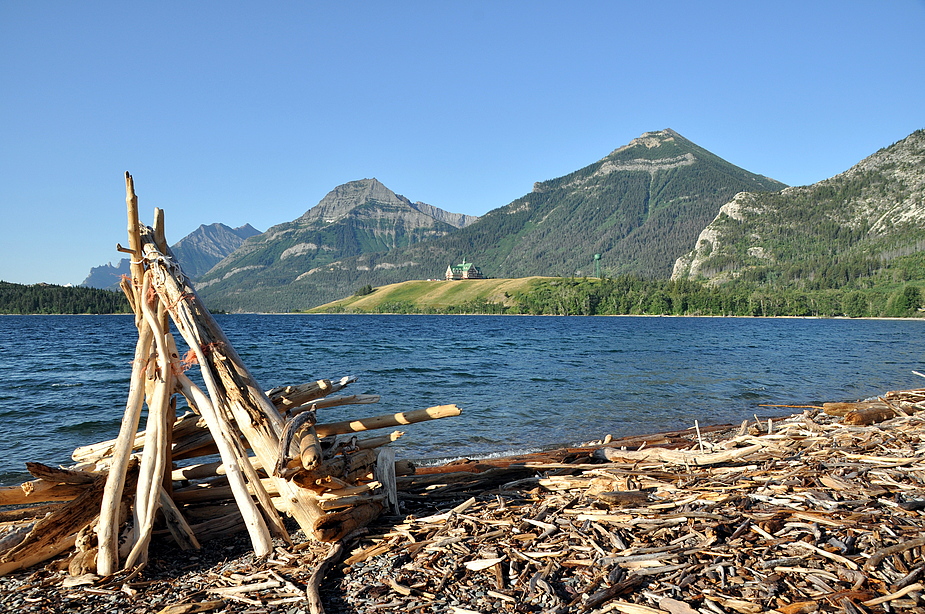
{"left": 2, "top": 314, "right": 924, "bottom": 485}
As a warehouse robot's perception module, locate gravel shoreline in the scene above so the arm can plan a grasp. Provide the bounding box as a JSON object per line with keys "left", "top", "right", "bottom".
{"left": 4, "top": 409, "right": 925, "bottom": 613}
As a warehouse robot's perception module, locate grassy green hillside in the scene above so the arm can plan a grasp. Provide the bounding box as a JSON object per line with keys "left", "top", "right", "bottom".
{"left": 309, "top": 277, "right": 553, "bottom": 313}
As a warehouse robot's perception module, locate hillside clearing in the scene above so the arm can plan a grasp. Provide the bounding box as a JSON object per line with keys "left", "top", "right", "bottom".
{"left": 308, "top": 277, "right": 554, "bottom": 313}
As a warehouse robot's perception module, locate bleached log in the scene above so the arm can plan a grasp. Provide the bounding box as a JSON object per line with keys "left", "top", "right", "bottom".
{"left": 174, "top": 371, "right": 274, "bottom": 555}
{"left": 25, "top": 463, "right": 98, "bottom": 485}
{"left": 315, "top": 405, "right": 461, "bottom": 438}
{"left": 843, "top": 405, "right": 898, "bottom": 426}
{"left": 96, "top": 320, "right": 152, "bottom": 576}
{"left": 0, "top": 468, "right": 135, "bottom": 577}
{"left": 292, "top": 449, "right": 378, "bottom": 490}
{"left": 123, "top": 271, "right": 177, "bottom": 570}
{"left": 595, "top": 443, "right": 765, "bottom": 466}
{"left": 0, "top": 480, "right": 89, "bottom": 507}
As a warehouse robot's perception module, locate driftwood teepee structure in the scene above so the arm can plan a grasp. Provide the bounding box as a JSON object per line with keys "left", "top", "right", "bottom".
{"left": 0, "top": 172, "right": 461, "bottom": 578}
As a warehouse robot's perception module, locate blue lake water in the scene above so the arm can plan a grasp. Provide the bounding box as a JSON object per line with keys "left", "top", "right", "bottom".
{"left": 1, "top": 314, "right": 924, "bottom": 486}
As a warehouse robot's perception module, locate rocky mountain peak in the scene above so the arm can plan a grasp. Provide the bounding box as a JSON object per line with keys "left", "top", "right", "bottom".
{"left": 298, "top": 178, "right": 408, "bottom": 223}
{"left": 607, "top": 128, "right": 684, "bottom": 157}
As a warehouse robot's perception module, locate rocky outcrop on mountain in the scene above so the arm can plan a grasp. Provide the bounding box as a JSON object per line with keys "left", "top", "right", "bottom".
{"left": 408, "top": 202, "right": 478, "bottom": 228}
{"left": 672, "top": 129, "right": 925, "bottom": 285}
{"left": 194, "top": 179, "right": 478, "bottom": 311}
{"left": 171, "top": 223, "right": 261, "bottom": 278}
{"left": 80, "top": 223, "right": 260, "bottom": 289}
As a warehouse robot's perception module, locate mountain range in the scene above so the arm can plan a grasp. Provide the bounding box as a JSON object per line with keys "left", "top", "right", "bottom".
{"left": 195, "top": 129, "right": 787, "bottom": 311}
{"left": 82, "top": 127, "right": 925, "bottom": 313}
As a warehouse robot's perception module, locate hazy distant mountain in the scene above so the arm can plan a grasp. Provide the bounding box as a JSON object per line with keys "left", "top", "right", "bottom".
{"left": 197, "top": 130, "right": 785, "bottom": 311}
{"left": 672, "top": 129, "right": 925, "bottom": 288}
{"left": 171, "top": 223, "right": 261, "bottom": 278}
{"left": 81, "top": 222, "right": 260, "bottom": 290}
{"left": 195, "top": 179, "right": 479, "bottom": 311}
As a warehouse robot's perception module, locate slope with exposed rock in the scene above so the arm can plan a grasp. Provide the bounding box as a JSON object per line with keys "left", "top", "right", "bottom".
{"left": 672, "top": 129, "right": 925, "bottom": 288}
{"left": 197, "top": 130, "right": 785, "bottom": 311}
{"left": 195, "top": 179, "right": 478, "bottom": 311}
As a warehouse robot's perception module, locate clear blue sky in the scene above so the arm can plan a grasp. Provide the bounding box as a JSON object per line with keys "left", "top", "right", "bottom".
{"left": 2, "top": 1, "right": 923, "bottom": 285}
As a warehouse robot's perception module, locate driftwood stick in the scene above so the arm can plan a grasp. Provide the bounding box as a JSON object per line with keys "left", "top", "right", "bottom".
{"left": 595, "top": 443, "right": 765, "bottom": 466}
{"left": 168, "top": 301, "right": 285, "bottom": 546}
{"left": 864, "top": 536, "right": 925, "bottom": 571}
{"left": 124, "top": 172, "right": 145, "bottom": 326}
{"left": 306, "top": 539, "right": 348, "bottom": 614}
{"left": 123, "top": 271, "right": 176, "bottom": 570}
{"left": 268, "top": 376, "right": 356, "bottom": 410}
{"left": 175, "top": 371, "right": 273, "bottom": 556}
{"left": 315, "top": 405, "right": 461, "bottom": 438}
{"left": 158, "top": 486, "right": 200, "bottom": 551}
{"left": 288, "top": 394, "right": 381, "bottom": 416}
{"left": 96, "top": 320, "right": 153, "bottom": 576}
{"left": 73, "top": 411, "right": 202, "bottom": 465}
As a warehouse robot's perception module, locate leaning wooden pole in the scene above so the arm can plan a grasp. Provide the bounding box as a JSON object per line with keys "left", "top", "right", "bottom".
{"left": 134, "top": 219, "right": 329, "bottom": 541}
{"left": 96, "top": 174, "right": 156, "bottom": 576}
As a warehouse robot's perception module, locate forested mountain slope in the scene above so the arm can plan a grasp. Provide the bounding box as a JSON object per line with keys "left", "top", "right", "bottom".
{"left": 672, "top": 129, "right": 925, "bottom": 289}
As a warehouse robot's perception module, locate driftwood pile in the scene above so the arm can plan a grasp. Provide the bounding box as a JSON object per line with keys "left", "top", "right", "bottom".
{"left": 0, "top": 173, "right": 461, "bottom": 582}
{"left": 326, "top": 399, "right": 925, "bottom": 614}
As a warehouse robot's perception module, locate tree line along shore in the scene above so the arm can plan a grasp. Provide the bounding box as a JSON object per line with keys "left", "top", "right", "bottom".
{"left": 3, "top": 274, "right": 925, "bottom": 318}
{"left": 314, "top": 276, "right": 925, "bottom": 318}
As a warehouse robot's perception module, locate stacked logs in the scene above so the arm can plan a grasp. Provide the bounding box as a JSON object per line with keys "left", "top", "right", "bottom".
{"left": 0, "top": 173, "right": 461, "bottom": 579}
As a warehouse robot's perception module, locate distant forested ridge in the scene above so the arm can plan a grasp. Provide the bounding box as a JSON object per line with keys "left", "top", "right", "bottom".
{"left": 0, "top": 281, "right": 130, "bottom": 314}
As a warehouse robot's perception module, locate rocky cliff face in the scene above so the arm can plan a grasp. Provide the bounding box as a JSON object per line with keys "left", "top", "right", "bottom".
{"left": 171, "top": 223, "right": 261, "bottom": 278}
{"left": 672, "top": 129, "right": 925, "bottom": 284}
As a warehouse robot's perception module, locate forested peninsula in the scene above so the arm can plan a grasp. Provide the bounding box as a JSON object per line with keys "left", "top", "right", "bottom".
{"left": 0, "top": 281, "right": 130, "bottom": 314}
